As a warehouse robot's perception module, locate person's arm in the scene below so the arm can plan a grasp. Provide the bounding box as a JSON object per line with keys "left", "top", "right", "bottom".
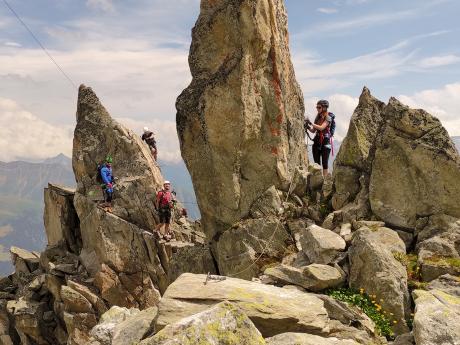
{"left": 156, "top": 191, "right": 162, "bottom": 209}
{"left": 101, "top": 168, "right": 111, "bottom": 185}
{"left": 312, "top": 117, "right": 330, "bottom": 131}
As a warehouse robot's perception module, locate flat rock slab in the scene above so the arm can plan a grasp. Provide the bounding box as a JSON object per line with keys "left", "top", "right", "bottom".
{"left": 264, "top": 264, "right": 344, "bottom": 292}
{"left": 156, "top": 273, "right": 329, "bottom": 338}
{"left": 265, "top": 332, "right": 359, "bottom": 345}
{"left": 300, "top": 225, "right": 346, "bottom": 265}
{"left": 412, "top": 289, "right": 460, "bottom": 345}
{"left": 141, "top": 302, "right": 265, "bottom": 345}
{"left": 112, "top": 307, "right": 157, "bottom": 345}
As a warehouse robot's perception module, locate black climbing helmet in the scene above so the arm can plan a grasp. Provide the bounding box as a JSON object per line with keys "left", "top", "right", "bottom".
{"left": 317, "top": 100, "right": 329, "bottom": 109}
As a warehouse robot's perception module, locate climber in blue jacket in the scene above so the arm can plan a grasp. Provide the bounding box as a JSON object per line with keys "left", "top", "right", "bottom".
{"left": 100, "top": 156, "right": 114, "bottom": 209}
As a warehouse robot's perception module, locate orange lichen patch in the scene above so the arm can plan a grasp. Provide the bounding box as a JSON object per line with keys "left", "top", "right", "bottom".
{"left": 276, "top": 113, "right": 283, "bottom": 125}
{"left": 269, "top": 46, "right": 285, "bottom": 131}
{"left": 271, "top": 147, "right": 278, "bottom": 155}
{"left": 269, "top": 125, "right": 281, "bottom": 137}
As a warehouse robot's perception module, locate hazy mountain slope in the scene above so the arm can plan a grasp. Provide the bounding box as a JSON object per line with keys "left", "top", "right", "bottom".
{"left": 0, "top": 155, "right": 75, "bottom": 275}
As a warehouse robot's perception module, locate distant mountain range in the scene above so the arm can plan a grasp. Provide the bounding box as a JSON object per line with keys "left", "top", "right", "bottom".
{"left": 1, "top": 138, "right": 459, "bottom": 276}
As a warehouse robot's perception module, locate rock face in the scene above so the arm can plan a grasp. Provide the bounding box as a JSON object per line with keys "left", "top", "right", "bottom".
{"left": 415, "top": 215, "right": 460, "bottom": 282}
{"left": 266, "top": 333, "right": 359, "bottom": 345}
{"left": 264, "top": 264, "right": 345, "bottom": 292}
{"left": 1, "top": 84, "right": 219, "bottom": 345}
{"left": 44, "top": 184, "right": 81, "bottom": 253}
{"left": 300, "top": 225, "right": 346, "bottom": 265}
{"left": 141, "top": 302, "right": 266, "bottom": 345}
{"left": 412, "top": 289, "right": 460, "bottom": 345}
{"left": 73, "top": 85, "right": 164, "bottom": 231}
{"left": 214, "top": 216, "right": 291, "bottom": 279}
{"left": 332, "top": 87, "right": 460, "bottom": 229}
{"left": 176, "top": 0, "right": 307, "bottom": 239}
{"left": 156, "top": 273, "right": 329, "bottom": 337}
{"left": 348, "top": 227, "right": 410, "bottom": 335}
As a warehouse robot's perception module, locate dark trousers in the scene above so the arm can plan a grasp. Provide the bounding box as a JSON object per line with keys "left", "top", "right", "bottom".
{"left": 312, "top": 141, "right": 331, "bottom": 169}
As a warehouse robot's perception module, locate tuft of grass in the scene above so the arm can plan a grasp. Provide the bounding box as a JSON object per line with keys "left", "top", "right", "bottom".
{"left": 318, "top": 201, "right": 332, "bottom": 218}
{"left": 393, "top": 252, "right": 424, "bottom": 291}
{"left": 326, "top": 287, "right": 394, "bottom": 339}
{"left": 424, "top": 256, "right": 460, "bottom": 268}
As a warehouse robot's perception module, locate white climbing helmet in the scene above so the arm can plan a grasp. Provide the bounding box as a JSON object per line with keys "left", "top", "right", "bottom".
{"left": 164, "top": 180, "right": 171, "bottom": 185}
{"left": 143, "top": 127, "right": 149, "bottom": 132}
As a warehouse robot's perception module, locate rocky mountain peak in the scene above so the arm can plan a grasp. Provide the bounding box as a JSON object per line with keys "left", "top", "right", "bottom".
{"left": 73, "top": 85, "right": 164, "bottom": 231}
{"left": 177, "top": 0, "right": 308, "bottom": 240}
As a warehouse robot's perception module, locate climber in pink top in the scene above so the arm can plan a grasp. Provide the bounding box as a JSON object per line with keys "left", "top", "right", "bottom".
{"left": 155, "top": 181, "right": 176, "bottom": 240}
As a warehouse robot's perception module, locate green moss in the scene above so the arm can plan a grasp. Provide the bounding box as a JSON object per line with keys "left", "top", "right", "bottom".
{"left": 424, "top": 256, "right": 460, "bottom": 268}
{"left": 319, "top": 201, "right": 332, "bottom": 218}
{"left": 150, "top": 303, "right": 265, "bottom": 345}
{"left": 326, "top": 288, "right": 394, "bottom": 339}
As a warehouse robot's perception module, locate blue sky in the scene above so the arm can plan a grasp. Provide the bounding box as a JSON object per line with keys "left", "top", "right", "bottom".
{"left": 0, "top": 0, "right": 459, "bottom": 162}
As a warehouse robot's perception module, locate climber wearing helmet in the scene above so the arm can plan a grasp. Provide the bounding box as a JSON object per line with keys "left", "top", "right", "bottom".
{"left": 306, "top": 100, "right": 335, "bottom": 176}
{"left": 155, "top": 180, "right": 176, "bottom": 241}
{"left": 99, "top": 156, "right": 115, "bottom": 210}
{"left": 141, "top": 127, "right": 157, "bottom": 161}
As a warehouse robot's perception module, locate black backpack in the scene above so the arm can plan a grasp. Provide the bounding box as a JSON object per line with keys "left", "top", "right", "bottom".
{"left": 96, "top": 164, "right": 103, "bottom": 183}
{"left": 329, "top": 113, "right": 336, "bottom": 137}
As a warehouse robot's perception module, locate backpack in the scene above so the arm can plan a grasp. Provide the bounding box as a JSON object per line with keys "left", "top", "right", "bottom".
{"left": 96, "top": 164, "right": 103, "bottom": 183}
{"left": 329, "top": 113, "right": 336, "bottom": 137}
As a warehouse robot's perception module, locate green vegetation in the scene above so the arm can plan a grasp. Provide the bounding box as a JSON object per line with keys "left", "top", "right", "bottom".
{"left": 318, "top": 201, "right": 332, "bottom": 218}
{"left": 326, "top": 287, "right": 393, "bottom": 339}
{"left": 424, "top": 256, "right": 460, "bottom": 268}
{"left": 392, "top": 252, "right": 427, "bottom": 290}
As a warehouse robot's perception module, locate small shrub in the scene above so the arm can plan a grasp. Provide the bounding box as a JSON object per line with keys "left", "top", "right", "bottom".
{"left": 326, "top": 287, "right": 394, "bottom": 339}
{"left": 393, "top": 252, "right": 424, "bottom": 290}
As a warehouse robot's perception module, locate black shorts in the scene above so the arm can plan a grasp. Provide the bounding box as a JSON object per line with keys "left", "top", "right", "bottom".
{"left": 312, "top": 140, "right": 331, "bottom": 170}
{"left": 159, "top": 208, "right": 171, "bottom": 224}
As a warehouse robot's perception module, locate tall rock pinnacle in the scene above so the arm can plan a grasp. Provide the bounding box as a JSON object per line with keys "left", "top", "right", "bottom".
{"left": 73, "top": 85, "right": 164, "bottom": 231}
{"left": 177, "top": 0, "right": 307, "bottom": 238}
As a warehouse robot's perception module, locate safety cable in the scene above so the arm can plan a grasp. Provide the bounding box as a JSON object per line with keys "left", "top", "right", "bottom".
{"left": 223, "top": 169, "right": 298, "bottom": 279}
{"left": 1, "top": 0, "right": 78, "bottom": 90}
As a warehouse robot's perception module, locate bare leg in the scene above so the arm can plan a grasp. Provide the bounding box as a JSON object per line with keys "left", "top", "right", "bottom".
{"left": 323, "top": 169, "right": 329, "bottom": 176}
{"left": 156, "top": 223, "right": 164, "bottom": 235}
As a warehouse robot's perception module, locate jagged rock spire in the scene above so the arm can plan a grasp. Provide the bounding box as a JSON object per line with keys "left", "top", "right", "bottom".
{"left": 176, "top": 0, "right": 308, "bottom": 239}
{"left": 73, "top": 84, "right": 164, "bottom": 231}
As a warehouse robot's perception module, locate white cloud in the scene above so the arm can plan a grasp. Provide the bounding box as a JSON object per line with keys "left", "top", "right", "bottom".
{"left": 399, "top": 83, "right": 460, "bottom": 136}
{"left": 4, "top": 41, "right": 21, "bottom": 47}
{"left": 297, "top": 1, "right": 452, "bottom": 38}
{"left": 0, "top": 98, "right": 73, "bottom": 161}
{"left": 418, "top": 55, "right": 460, "bottom": 68}
{"left": 317, "top": 8, "right": 338, "bottom": 14}
{"left": 0, "top": 97, "right": 183, "bottom": 163}
{"left": 293, "top": 41, "right": 415, "bottom": 95}
{"left": 86, "top": 0, "right": 115, "bottom": 13}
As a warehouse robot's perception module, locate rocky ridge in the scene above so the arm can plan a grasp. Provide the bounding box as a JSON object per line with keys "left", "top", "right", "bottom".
{"left": 1, "top": 0, "right": 460, "bottom": 344}
{"left": 0, "top": 86, "right": 216, "bottom": 345}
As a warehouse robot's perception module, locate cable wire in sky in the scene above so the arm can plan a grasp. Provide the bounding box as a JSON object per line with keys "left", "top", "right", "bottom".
{"left": 1, "top": 0, "right": 78, "bottom": 90}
